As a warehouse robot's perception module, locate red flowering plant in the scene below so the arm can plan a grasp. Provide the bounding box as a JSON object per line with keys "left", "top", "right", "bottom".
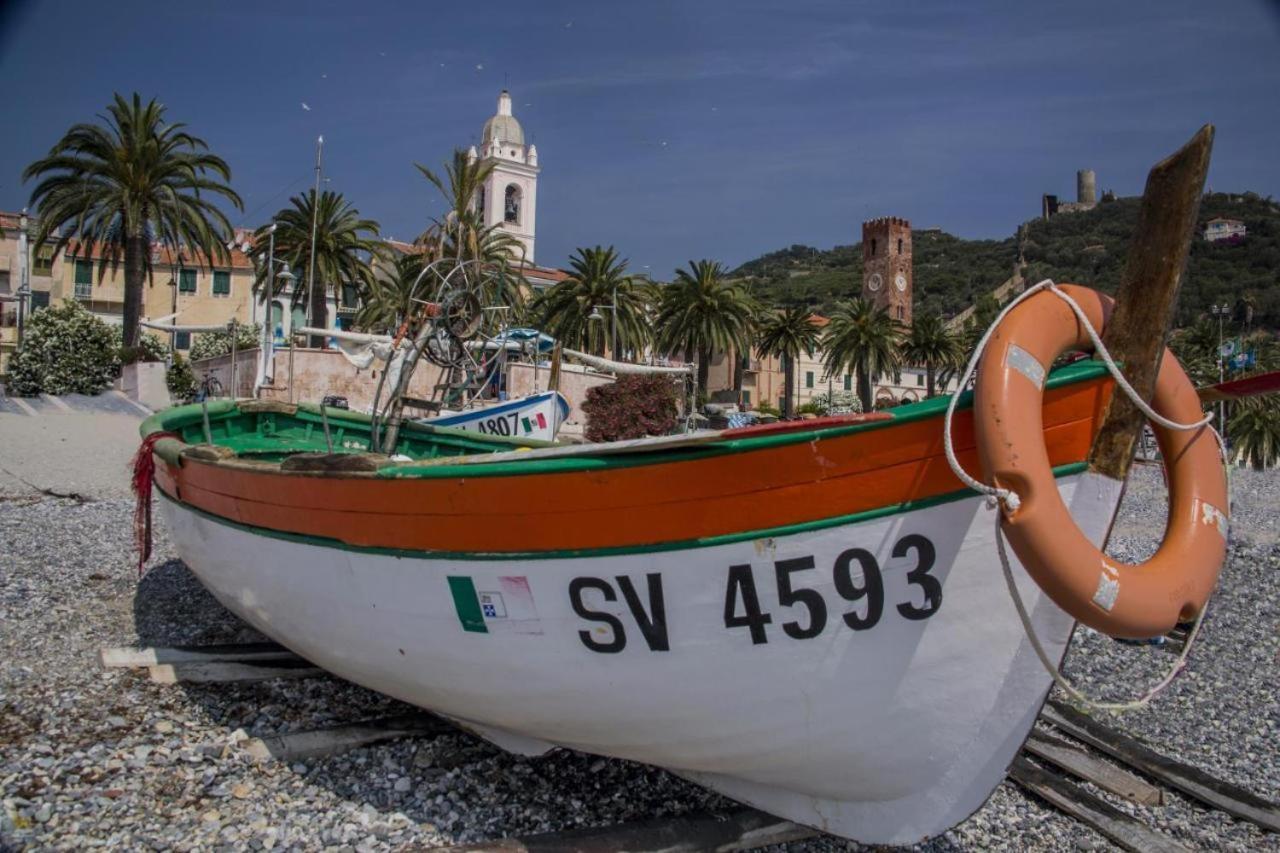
{"left": 582, "top": 374, "right": 679, "bottom": 443}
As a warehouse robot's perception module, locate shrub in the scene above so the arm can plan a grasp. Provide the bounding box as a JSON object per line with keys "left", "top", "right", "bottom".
{"left": 754, "top": 401, "right": 782, "bottom": 417}
{"left": 190, "top": 323, "right": 262, "bottom": 362}
{"left": 812, "top": 390, "right": 862, "bottom": 415}
{"left": 7, "top": 301, "right": 121, "bottom": 396}
{"left": 167, "top": 351, "right": 196, "bottom": 400}
{"left": 116, "top": 329, "right": 168, "bottom": 365}
{"left": 796, "top": 400, "right": 828, "bottom": 417}
{"left": 582, "top": 374, "right": 679, "bottom": 442}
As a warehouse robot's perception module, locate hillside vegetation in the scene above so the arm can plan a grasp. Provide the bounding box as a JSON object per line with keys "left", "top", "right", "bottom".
{"left": 734, "top": 192, "right": 1280, "bottom": 328}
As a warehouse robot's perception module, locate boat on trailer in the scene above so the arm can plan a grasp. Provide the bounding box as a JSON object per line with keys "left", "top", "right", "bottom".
{"left": 134, "top": 130, "right": 1232, "bottom": 845}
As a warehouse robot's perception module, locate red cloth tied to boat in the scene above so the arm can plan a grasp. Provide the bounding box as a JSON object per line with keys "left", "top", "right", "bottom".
{"left": 131, "top": 432, "right": 178, "bottom": 575}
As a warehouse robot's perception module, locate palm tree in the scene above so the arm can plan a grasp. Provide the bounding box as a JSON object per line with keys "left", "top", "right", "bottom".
{"left": 654, "top": 260, "right": 755, "bottom": 395}
{"left": 901, "top": 313, "right": 964, "bottom": 398}
{"left": 415, "top": 149, "right": 495, "bottom": 259}
{"left": 254, "top": 189, "right": 383, "bottom": 347}
{"left": 1229, "top": 397, "right": 1280, "bottom": 470}
{"left": 532, "top": 246, "right": 649, "bottom": 357}
{"left": 415, "top": 150, "right": 528, "bottom": 318}
{"left": 756, "top": 305, "right": 821, "bottom": 418}
{"left": 823, "top": 298, "right": 902, "bottom": 412}
{"left": 22, "top": 92, "right": 242, "bottom": 346}
{"left": 355, "top": 249, "right": 431, "bottom": 334}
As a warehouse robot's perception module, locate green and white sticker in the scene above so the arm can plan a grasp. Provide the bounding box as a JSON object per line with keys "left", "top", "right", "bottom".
{"left": 448, "top": 575, "right": 542, "bottom": 635}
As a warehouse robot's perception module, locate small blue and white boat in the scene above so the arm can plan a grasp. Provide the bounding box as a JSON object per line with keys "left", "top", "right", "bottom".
{"left": 423, "top": 390, "right": 571, "bottom": 442}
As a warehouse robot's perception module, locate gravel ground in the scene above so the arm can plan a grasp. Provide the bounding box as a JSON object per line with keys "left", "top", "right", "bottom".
{"left": 1, "top": 417, "right": 1277, "bottom": 851}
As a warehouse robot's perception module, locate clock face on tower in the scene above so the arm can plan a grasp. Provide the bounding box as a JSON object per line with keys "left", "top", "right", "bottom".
{"left": 868, "top": 273, "right": 883, "bottom": 292}
{"left": 895, "top": 272, "right": 907, "bottom": 292}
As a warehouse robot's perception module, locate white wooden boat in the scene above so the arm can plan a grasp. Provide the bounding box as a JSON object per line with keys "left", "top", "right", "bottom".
{"left": 420, "top": 390, "right": 570, "bottom": 442}
{"left": 133, "top": 130, "right": 1233, "bottom": 846}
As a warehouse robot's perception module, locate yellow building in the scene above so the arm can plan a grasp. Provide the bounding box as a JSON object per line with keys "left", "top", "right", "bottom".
{"left": 61, "top": 238, "right": 257, "bottom": 350}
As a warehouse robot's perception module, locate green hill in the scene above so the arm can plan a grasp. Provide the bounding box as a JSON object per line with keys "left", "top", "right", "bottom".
{"left": 734, "top": 192, "right": 1280, "bottom": 328}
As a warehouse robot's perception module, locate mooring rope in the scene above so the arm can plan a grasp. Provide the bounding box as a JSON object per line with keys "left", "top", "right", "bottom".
{"left": 944, "top": 279, "right": 1220, "bottom": 711}
{"left": 131, "top": 431, "right": 179, "bottom": 576}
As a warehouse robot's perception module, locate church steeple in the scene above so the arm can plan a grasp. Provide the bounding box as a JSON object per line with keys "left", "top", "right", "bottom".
{"left": 476, "top": 90, "right": 539, "bottom": 263}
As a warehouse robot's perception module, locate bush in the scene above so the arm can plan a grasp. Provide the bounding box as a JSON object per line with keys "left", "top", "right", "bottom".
{"left": 812, "top": 390, "right": 862, "bottom": 415}
{"left": 115, "top": 329, "right": 168, "bottom": 365}
{"left": 754, "top": 401, "right": 782, "bottom": 417}
{"left": 7, "top": 301, "right": 121, "bottom": 396}
{"left": 167, "top": 352, "right": 196, "bottom": 400}
{"left": 190, "top": 323, "right": 262, "bottom": 362}
{"left": 582, "top": 374, "right": 679, "bottom": 442}
{"left": 796, "top": 400, "right": 828, "bottom": 417}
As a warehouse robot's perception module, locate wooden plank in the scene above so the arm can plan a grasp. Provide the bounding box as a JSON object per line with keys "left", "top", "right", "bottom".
{"left": 1088, "top": 125, "right": 1214, "bottom": 480}
{"left": 1044, "top": 701, "right": 1280, "bottom": 832}
{"left": 430, "top": 808, "right": 817, "bottom": 853}
{"left": 100, "top": 641, "right": 296, "bottom": 668}
{"left": 148, "top": 659, "right": 324, "bottom": 684}
{"left": 1025, "top": 730, "right": 1164, "bottom": 806}
{"left": 1010, "top": 757, "right": 1192, "bottom": 853}
{"left": 243, "top": 714, "right": 452, "bottom": 762}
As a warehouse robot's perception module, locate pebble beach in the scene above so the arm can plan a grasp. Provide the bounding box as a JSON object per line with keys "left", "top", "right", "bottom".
{"left": 1, "top": 409, "right": 1277, "bottom": 851}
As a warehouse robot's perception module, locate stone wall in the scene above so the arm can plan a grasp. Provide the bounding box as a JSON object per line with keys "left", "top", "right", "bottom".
{"left": 192, "top": 347, "right": 444, "bottom": 413}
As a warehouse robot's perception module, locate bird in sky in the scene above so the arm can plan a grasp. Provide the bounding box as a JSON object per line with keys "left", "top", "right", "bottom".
{"left": 301, "top": 103, "right": 311, "bottom": 111}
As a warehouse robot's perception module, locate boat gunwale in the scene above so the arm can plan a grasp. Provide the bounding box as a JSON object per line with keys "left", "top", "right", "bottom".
{"left": 140, "top": 361, "right": 1111, "bottom": 479}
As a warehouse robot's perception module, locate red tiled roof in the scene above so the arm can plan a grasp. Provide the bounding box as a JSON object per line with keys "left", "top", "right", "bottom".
{"left": 63, "top": 238, "right": 254, "bottom": 270}
{"left": 808, "top": 313, "right": 830, "bottom": 327}
{"left": 517, "top": 264, "right": 571, "bottom": 283}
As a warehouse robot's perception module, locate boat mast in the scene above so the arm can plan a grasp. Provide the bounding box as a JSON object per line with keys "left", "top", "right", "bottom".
{"left": 1087, "top": 125, "right": 1214, "bottom": 481}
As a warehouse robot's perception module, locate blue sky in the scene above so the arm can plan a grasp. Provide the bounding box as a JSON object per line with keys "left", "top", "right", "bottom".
{"left": 2, "top": 0, "right": 1279, "bottom": 277}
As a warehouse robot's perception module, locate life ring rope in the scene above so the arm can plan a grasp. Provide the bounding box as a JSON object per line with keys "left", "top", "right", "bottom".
{"left": 996, "top": 512, "right": 1210, "bottom": 712}
{"left": 943, "top": 279, "right": 1214, "bottom": 515}
{"left": 946, "top": 279, "right": 1225, "bottom": 712}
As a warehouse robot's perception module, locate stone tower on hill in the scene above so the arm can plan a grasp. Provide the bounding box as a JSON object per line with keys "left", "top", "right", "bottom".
{"left": 861, "top": 217, "right": 912, "bottom": 327}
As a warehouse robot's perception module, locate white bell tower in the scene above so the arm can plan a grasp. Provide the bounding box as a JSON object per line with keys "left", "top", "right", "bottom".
{"left": 473, "top": 90, "right": 538, "bottom": 264}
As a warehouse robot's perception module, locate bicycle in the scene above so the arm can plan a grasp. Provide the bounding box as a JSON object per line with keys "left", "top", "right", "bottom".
{"left": 193, "top": 373, "right": 224, "bottom": 403}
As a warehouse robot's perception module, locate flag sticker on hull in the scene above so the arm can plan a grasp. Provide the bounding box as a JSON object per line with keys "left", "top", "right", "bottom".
{"left": 448, "top": 575, "right": 542, "bottom": 635}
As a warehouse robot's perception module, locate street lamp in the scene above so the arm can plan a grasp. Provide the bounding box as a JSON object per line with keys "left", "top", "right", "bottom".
{"left": 16, "top": 210, "right": 30, "bottom": 346}
{"left": 588, "top": 284, "right": 619, "bottom": 360}
{"left": 589, "top": 302, "right": 616, "bottom": 360}
{"left": 1210, "top": 303, "right": 1231, "bottom": 439}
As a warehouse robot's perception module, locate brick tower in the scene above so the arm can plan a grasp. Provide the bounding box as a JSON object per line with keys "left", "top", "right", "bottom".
{"left": 861, "top": 217, "right": 912, "bottom": 326}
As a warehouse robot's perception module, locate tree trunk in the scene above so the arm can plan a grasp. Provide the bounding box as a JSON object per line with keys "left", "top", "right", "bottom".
{"left": 308, "top": 281, "right": 328, "bottom": 349}
{"left": 782, "top": 352, "right": 795, "bottom": 418}
{"left": 697, "top": 347, "right": 710, "bottom": 399}
{"left": 732, "top": 346, "right": 745, "bottom": 407}
{"left": 123, "top": 233, "right": 147, "bottom": 348}
{"left": 857, "top": 365, "right": 873, "bottom": 412}
{"left": 926, "top": 365, "right": 936, "bottom": 398}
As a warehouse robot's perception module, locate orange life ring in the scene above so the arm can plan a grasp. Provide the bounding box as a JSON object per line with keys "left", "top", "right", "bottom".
{"left": 973, "top": 284, "right": 1228, "bottom": 639}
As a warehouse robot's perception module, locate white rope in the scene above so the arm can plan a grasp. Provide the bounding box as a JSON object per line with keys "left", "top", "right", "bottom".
{"left": 995, "top": 513, "right": 1209, "bottom": 712}
{"left": 943, "top": 279, "right": 1213, "bottom": 515}
{"left": 945, "top": 278, "right": 1221, "bottom": 711}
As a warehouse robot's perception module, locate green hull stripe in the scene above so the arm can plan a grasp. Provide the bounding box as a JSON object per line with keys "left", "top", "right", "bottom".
{"left": 447, "top": 576, "right": 488, "bottom": 632}
{"left": 159, "top": 462, "right": 1089, "bottom": 562}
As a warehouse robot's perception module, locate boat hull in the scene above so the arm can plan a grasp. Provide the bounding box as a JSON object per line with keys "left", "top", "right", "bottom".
{"left": 158, "top": 470, "right": 1122, "bottom": 844}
